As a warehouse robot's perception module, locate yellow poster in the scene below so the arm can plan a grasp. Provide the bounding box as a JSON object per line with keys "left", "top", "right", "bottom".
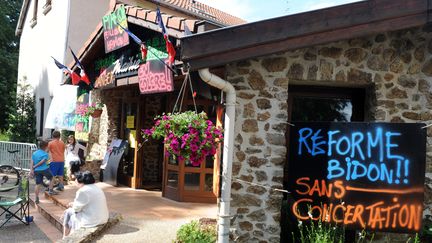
{"left": 126, "top": 116, "right": 135, "bottom": 128}
{"left": 129, "top": 130, "right": 136, "bottom": 148}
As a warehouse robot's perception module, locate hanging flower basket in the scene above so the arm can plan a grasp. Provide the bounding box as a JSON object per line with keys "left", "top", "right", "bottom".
{"left": 142, "top": 111, "right": 223, "bottom": 167}
{"left": 75, "top": 102, "right": 104, "bottom": 118}
{"left": 91, "top": 109, "right": 103, "bottom": 118}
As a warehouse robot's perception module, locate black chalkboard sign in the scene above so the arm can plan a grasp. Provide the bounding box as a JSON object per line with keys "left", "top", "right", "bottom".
{"left": 287, "top": 122, "right": 426, "bottom": 233}
{"left": 103, "top": 140, "right": 128, "bottom": 186}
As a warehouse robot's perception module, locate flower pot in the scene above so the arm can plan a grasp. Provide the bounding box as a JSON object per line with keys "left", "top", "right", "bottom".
{"left": 91, "top": 109, "right": 103, "bottom": 118}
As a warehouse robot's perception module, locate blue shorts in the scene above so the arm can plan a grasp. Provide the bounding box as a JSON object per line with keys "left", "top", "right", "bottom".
{"left": 50, "top": 162, "right": 65, "bottom": 176}
{"left": 34, "top": 169, "right": 53, "bottom": 185}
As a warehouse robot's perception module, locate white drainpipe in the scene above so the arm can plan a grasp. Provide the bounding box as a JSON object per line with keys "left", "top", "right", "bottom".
{"left": 199, "top": 68, "right": 236, "bottom": 243}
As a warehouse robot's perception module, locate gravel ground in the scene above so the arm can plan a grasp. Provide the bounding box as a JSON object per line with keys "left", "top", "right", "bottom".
{"left": 94, "top": 217, "right": 194, "bottom": 243}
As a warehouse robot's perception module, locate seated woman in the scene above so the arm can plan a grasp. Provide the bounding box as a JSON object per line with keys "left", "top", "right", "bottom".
{"left": 65, "top": 135, "right": 87, "bottom": 179}
{"left": 62, "top": 171, "right": 109, "bottom": 238}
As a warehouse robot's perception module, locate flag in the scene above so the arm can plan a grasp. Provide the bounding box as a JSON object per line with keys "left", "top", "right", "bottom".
{"left": 52, "top": 56, "right": 69, "bottom": 72}
{"left": 51, "top": 56, "right": 81, "bottom": 85}
{"left": 156, "top": 8, "right": 176, "bottom": 64}
{"left": 119, "top": 24, "right": 148, "bottom": 61}
{"left": 70, "top": 48, "right": 90, "bottom": 85}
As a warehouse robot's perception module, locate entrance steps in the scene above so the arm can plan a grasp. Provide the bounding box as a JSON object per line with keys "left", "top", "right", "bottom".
{"left": 30, "top": 191, "right": 66, "bottom": 233}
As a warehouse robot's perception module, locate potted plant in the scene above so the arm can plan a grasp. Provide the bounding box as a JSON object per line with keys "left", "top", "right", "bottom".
{"left": 142, "top": 111, "right": 223, "bottom": 166}
{"left": 75, "top": 102, "right": 104, "bottom": 118}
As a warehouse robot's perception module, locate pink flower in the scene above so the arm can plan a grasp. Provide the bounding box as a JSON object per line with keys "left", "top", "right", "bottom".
{"left": 190, "top": 144, "right": 199, "bottom": 152}
{"left": 143, "top": 129, "right": 153, "bottom": 136}
{"left": 162, "top": 115, "right": 170, "bottom": 120}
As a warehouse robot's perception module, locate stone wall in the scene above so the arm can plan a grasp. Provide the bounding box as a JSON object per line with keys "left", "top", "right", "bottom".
{"left": 226, "top": 27, "right": 432, "bottom": 242}
{"left": 141, "top": 94, "right": 164, "bottom": 185}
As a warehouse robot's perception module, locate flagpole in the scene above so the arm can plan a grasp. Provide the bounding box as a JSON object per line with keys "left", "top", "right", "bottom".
{"left": 146, "top": 47, "right": 177, "bottom": 74}
{"left": 117, "top": 23, "right": 177, "bottom": 75}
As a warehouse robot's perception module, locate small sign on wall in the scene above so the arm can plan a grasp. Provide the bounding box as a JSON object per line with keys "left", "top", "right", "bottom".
{"left": 138, "top": 59, "right": 174, "bottom": 94}
{"left": 102, "top": 5, "right": 129, "bottom": 53}
{"left": 287, "top": 122, "right": 426, "bottom": 233}
{"left": 126, "top": 116, "right": 135, "bottom": 128}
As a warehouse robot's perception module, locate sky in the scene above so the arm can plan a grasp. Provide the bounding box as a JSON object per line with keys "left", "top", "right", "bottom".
{"left": 197, "top": 0, "right": 363, "bottom": 22}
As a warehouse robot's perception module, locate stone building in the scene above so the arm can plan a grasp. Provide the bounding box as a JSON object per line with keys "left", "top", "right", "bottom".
{"left": 70, "top": 0, "right": 245, "bottom": 200}
{"left": 181, "top": 0, "right": 432, "bottom": 242}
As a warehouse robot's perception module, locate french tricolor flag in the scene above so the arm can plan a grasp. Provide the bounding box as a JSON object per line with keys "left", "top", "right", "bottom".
{"left": 51, "top": 56, "right": 81, "bottom": 85}
{"left": 156, "top": 8, "right": 176, "bottom": 64}
{"left": 70, "top": 48, "right": 91, "bottom": 85}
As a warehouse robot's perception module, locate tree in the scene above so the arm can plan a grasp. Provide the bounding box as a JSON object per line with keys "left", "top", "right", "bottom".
{"left": 0, "top": 0, "right": 22, "bottom": 131}
{"left": 8, "top": 78, "right": 36, "bottom": 143}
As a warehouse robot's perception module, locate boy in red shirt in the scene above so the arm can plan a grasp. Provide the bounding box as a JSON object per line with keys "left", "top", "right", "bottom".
{"left": 48, "top": 131, "right": 66, "bottom": 191}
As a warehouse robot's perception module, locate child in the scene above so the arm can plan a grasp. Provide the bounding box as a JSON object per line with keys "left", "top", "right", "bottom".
{"left": 30, "top": 140, "right": 57, "bottom": 204}
{"left": 48, "top": 130, "right": 66, "bottom": 191}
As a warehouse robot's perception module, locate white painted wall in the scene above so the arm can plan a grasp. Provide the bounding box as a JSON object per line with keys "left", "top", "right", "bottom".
{"left": 17, "top": 0, "right": 71, "bottom": 139}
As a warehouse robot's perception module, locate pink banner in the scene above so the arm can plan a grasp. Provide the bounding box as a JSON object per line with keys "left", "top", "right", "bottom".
{"left": 138, "top": 60, "right": 174, "bottom": 94}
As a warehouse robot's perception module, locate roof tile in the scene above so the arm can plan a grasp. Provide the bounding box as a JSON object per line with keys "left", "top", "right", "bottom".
{"left": 146, "top": 11, "right": 157, "bottom": 22}
{"left": 136, "top": 9, "right": 148, "bottom": 19}
{"left": 162, "top": 14, "right": 170, "bottom": 25}
{"left": 163, "top": 0, "right": 245, "bottom": 26}
{"left": 128, "top": 6, "right": 138, "bottom": 17}
{"left": 184, "top": 19, "right": 196, "bottom": 32}
{"left": 167, "top": 16, "right": 183, "bottom": 30}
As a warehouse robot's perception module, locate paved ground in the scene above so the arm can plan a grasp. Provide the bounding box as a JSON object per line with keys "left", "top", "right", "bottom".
{"left": 38, "top": 182, "right": 217, "bottom": 242}
{"left": 0, "top": 210, "right": 51, "bottom": 243}
{"left": 2, "top": 182, "right": 217, "bottom": 242}
{"left": 94, "top": 218, "right": 196, "bottom": 243}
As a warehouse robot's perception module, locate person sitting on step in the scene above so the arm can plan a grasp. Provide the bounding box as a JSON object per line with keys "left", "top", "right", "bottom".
{"left": 62, "top": 171, "right": 108, "bottom": 239}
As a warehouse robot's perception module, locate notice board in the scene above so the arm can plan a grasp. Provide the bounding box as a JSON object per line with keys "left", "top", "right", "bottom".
{"left": 287, "top": 122, "right": 426, "bottom": 233}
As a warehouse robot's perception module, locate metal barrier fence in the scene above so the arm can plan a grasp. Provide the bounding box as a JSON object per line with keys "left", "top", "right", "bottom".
{"left": 0, "top": 141, "right": 37, "bottom": 170}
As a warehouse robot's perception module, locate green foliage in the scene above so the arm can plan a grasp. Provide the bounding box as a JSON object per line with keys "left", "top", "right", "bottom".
{"left": 175, "top": 220, "right": 216, "bottom": 243}
{"left": 8, "top": 79, "right": 36, "bottom": 143}
{"left": 295, "top": 220, "right": 345, "bottom": 243}
{"left": 0, "top": 0, "right": 22, "bottom": 130}
{"left": 0, "top": 131, "right": 10, "bottom": 141}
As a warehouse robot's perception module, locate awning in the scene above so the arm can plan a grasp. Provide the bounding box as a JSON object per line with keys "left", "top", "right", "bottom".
{"left": 45, "top": 85, "right": 78, "bottom": 131}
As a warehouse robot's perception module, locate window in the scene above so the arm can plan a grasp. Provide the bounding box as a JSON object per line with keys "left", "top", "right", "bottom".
{"left": 30, "top": 0, "right": 38, "bottom": 27}
{"left": 288, "top": 86, "right": 365, "bottom": 122}
{"left": 43, "top": 0, "right": 52, "bottom": 15}
{"left": 39, "top": 98, "right": 44, "bottom": 136}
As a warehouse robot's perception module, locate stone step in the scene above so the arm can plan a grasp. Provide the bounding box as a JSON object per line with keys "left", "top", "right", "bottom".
{"left": 30, "top": 192, "right": 66, "bottom": 233}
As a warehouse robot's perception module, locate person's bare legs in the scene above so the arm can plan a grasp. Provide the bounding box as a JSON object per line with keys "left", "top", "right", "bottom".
{"left": 63, "top": 226, "right": 71, "bottom": 239}
{"left": 34, "top": 184, "right": 40, "bottom": 203}
{"left": 49, "top": 177, "right": 54, "bottom": 191}
{"left": 62, "top": 208, "right": 73, "bottom": 239}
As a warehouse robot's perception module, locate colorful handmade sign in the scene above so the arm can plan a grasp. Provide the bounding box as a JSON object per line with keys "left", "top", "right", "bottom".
{"left": 138, "top": 58, "right": 174, "bottom": 94}
{"left": 287, "top": 122, "right": 426, "bottom": 233}
{"left": 102, "top": 5, "right": 129, "bottom": 53}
